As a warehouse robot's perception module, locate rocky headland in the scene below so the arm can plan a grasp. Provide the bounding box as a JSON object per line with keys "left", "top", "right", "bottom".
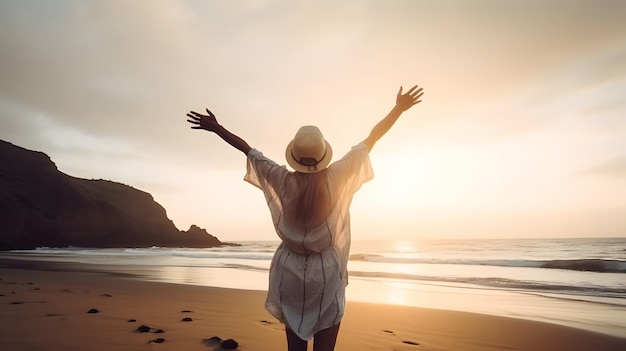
{"left": 0, "top": 139, "right": 231, "bottom": 250}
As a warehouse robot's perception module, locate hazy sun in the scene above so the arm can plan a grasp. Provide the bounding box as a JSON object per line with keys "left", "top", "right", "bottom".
{"left": 365, "top": 150, "right": 448, "bottom": 210}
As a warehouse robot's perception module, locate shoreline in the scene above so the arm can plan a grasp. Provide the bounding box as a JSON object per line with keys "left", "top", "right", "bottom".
{"left": 1, "top": 260, "right": 625, "bottom": 350}
{"left": 3, "top": 256, "right": 625, "bottom": 339}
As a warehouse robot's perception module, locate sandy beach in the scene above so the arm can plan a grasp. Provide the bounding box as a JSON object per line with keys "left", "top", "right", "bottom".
{"left": 1, "top": 262, "right": 625, "bottom": 351}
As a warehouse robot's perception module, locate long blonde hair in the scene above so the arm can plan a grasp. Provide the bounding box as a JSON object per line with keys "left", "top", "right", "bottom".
{"left": 289, "top": 170, "right": 331, "bottom": 228}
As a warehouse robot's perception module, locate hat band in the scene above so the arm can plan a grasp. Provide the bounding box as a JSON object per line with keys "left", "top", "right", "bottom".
{"left": 291, "top": 148, "right": 328, "bottom": 172}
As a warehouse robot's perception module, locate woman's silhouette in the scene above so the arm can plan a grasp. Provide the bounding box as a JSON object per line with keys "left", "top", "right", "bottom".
{"left": 186, "top": 85, "right": 423, "bottom": 351}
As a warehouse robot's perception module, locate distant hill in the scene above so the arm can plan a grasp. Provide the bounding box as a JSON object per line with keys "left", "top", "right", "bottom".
{"left": 0, "top": 139, "right": 230, "bottom": 250}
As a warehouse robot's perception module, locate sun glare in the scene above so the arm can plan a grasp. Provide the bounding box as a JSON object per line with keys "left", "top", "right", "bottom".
{"left": 366, "top": 150, "right": 448, "bottom": 210}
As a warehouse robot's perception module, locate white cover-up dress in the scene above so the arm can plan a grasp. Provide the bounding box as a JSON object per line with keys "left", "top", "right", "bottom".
{"left": 244, "top": 142, "right": 373, "bottom": 340}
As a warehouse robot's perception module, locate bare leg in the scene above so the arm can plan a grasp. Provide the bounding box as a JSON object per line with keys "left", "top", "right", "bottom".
{"left": 286, "top": 327, "right": 308, "bottom": 351}
{"left": 313, "top": 323, "right": 341, "bottom": 351}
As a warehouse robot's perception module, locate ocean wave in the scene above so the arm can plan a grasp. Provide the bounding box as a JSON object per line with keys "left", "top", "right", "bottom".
{"left": 348, "top": 271, "right": 626, "bottom": 299}
{"left": 540, "top": 259, "right": 626, "bottom": 273}
{"left": 21, "top": 247, "right": 275, "bottom": 261}
{"left": 19, "top": 248, "right": 626, "bottom": 273}
{"left": 348, "top": 254, "right": 626, "bottom": 273}
{"left": 4, "top": 247, "right": 625, "bottom": 300}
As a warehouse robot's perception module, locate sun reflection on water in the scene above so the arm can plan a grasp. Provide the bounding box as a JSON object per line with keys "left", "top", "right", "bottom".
{"left": 392, "top": 240, "right": 416, "bottom": 254}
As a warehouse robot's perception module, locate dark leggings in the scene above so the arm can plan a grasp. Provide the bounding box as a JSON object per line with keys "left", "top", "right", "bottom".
{"left": 286, "top": 323, "right": 341, "bottom": 351}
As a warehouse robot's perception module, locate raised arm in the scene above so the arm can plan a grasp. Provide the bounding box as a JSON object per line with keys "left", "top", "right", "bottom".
{"left": 186, "top": 108, "right": 252, "bottom": 155}
{"left": 363, "top": 85, "right": 424, "bottom": 151}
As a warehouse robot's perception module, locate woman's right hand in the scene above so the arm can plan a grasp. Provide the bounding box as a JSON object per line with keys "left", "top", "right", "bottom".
{"left": 186, "top": 108, "right": 220, "bottom": 132}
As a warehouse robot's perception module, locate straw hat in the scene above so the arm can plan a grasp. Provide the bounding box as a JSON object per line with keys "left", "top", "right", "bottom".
{"left": 285, "top": 125, "right": 333, "bottom": 173}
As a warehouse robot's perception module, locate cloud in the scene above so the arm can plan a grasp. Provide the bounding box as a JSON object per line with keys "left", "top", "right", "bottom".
{"left": 1, "top": 1, "right": 206, "bottom": 132}
{"left": 583, "top": 156, "right": 626, "bottom": 178}
{"left": 426, "top": 34, "right": 626, "bottom": 147}
{"left": 3, "top": 0, "right": 624, "bottom": 147}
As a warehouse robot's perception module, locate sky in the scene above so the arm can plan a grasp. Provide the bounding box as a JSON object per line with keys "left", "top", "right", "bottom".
{"left": 1, "top": 0, "right": 625, "bottom": 241}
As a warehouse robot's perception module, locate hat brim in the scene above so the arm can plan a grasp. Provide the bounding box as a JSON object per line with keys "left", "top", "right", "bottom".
{"left": 285, "top": 139, "right": 333, "bottom": 173}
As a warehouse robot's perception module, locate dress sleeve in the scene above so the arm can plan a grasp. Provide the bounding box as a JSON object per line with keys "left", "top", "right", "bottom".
{"left": 244, "top": 149, "right": 290, "bottom": 235}
{"left": 330, "top": 142, "right": 374, "bottom": 196}
{"left": 244, "top": 148, "right": 288, "bottom": 188}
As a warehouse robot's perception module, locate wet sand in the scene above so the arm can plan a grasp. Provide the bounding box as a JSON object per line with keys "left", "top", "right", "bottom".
{"left": 1, "top": 264, "right": 625, "bottom": 351}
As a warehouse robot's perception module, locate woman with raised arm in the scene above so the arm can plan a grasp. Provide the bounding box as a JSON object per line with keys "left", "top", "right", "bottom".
{"left": 186, "top": 85, "right": 423, "bottom": 351}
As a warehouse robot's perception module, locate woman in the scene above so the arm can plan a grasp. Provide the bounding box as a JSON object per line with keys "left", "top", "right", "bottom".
{"left": 186, "top": 85, "right": 423, "bottom": 351}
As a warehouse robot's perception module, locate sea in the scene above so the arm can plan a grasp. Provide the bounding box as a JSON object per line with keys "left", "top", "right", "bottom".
{"left": 2, "top": 237, "right": 625, "bottom": 338}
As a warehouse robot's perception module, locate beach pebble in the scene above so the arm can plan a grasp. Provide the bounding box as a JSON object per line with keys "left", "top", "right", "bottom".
{"left": 221, "top": 339, "right": 239, "bottom": 349}
{"left": 201, "top": 336, "right": 222, "bottom": 346}
{"left": 181, "top": 317, "right": 193, "bottom": 322}
{"left": 128, "top": 319, "right": 137, "bottom": 322}
{"left": 149, "top": 338, "right": 165, "bottom": 344}
{"left": 87, "top": 308, "right": 99, "bottom": 314}
{"left": 136, "top": 325, "right": 151, "bottom": 333}
{"left": 181, "top": 310, "right": 193, "bottom": 313}
{"left": 154, "top": 329, "right": 164, "bottom": 334}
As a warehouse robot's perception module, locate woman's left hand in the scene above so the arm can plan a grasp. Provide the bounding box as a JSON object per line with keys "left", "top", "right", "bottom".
{"left": 395, "top": 85, "right": 424, "bottom": 112}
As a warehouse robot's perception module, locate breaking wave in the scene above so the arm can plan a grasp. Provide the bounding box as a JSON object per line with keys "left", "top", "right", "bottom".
{"left": 348, "top": 254, "right": 626, "bottom": 273}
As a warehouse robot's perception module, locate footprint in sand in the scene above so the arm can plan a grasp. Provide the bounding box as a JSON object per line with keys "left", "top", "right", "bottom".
{"left": 10, "top": 300, "right": 46, "bottom": 305}
{"left": 381, "top": 330, "right": 423, "bottom": 350}
{"left": 402, "top": 340, "right": 420, "bottom": 346}
{"left": 258, "top": 320, "right": 284, "bottom": 332}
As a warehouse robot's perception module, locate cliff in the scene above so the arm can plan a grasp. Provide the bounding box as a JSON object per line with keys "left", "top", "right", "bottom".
{"left": 0, "top": 139, "right": 229, "bottom": 250}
